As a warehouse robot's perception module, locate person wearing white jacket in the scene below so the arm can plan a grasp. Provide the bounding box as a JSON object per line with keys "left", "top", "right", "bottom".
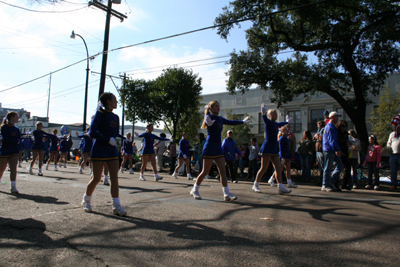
{"left": 347, "top": 129, "right": 362, "bottom": 189}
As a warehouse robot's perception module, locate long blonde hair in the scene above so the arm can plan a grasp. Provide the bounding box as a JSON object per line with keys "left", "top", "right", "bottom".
{"left": 201, "top": 100, "right": 218, "bottom": 129}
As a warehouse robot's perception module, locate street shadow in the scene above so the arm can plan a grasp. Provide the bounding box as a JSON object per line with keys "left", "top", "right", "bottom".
{"left": 0, "top": 217, "right": 53, "bottom": 245}
{"left": 119, "top": 185, "right": 171, "bottom": 195}
{"left": 0, "top": 191, "right": 69, "bottom": 205}
{"left": 289, "top": 191, "right": 400, "bottom": 211}
{"left": 43, "top": 175, "right": 78, "bottom": 181}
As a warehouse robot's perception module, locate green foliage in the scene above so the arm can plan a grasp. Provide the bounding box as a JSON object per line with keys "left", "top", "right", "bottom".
{"left": 221, "top": 109, "right": 253, "bottom": 145}
{"left": 215, "top": 0, "right": 400, "bottom": 151}
{"left": 119, "top": 67, "right": 203, "bottom": 139}
{"left": 368, "top": 88, "right": 400, "bottom": 150}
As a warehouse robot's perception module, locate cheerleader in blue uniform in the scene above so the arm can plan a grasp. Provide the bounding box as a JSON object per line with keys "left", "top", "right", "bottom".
{"left": 76, "top": 127, "right": 93, "bottom": 174}
{"left": 45, "top": 129, "right": 61, "bottom": 171}
{"left": 120, "top": 132, "right": 134, "bottom": 174}
{"left": 0, "top": 112, "right": 21, "bottom": 194}
{"left": 172, "top": 132, "right": 193, "bottom": 180}
{"left": 58, "top": 135, "right": 70, "bottom": 168}
{"left": 28, "top": 122, "right": 47, "bottom": 176}
{"left": 82, "top": 92, "right": 126, "bottom": 216}
{"left": 190, "top": 100, "right": 248, "bottom": 201}
{"left": 134, "top": 124, "right": 170, "bottom": 181}
{"left": 252, "top": 105, "right": 292, "bottom": 195}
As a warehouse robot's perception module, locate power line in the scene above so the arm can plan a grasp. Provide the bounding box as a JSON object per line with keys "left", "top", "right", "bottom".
{"left": 0, "top": 0, "right": 330, "bottom": 94}
{"left": 124, "top": 55, "right": 230, "bottom": 73}
{"left": 0, "top": 1, "right": 87, "bottom": 13}
{"left": 130, "top": 60, "right": 229, "bottom": 75}
{"left": 0, "top": 57, "right": 90, "bottom": 93}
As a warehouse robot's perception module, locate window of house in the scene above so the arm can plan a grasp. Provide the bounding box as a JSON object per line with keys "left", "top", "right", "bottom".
{"left": 236, "top": 114, "right": 244, "bottom": 121}
{"left": 309, "top": 109, "right": 325, "bottom": 132}
{"left": 287, "top": 110, "right": 301, "bottom": 133}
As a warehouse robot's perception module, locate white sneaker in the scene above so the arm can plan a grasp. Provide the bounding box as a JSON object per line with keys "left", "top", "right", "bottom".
{"left": 129, "top": 169, "right": 134, "bottom": 174}
{"left": 154, "top": 173, "right": 163, "bottom": 181}
{"left": 252, "top": 184, "right": 262, "bottom": 193}
{"left": 279, "top": 186, "right": 292, "bottom": 195}
{"left": 54, "top": 166, "right": 58, "bottom": 171}
{"left": 172, "top": 172, "right": 178, "bottom": 179}
{"left": 64, "top": 163, "right": 67, "bottom": 168}
{"left": 45, "top": 165, "right": 49, "bottom": 170}
{"left": 112, "top": 205, "right": 127, "bottom": 216}
{"left": 28, "top": 167, "right": 33, "bottom": 175}
{"left": 120, "top": 167, "right": 124, "bottom": 174}
{"left": 224, "top": 192, "right": 238, "bottom": 201}
{"left": 190, "top": 188, "right": 201, "bottom": 200}
{"left": 187, "top": 174, "right": 193, "bottom": 180}
{"left": 139, "top": 174, "right": 146, "bottom": 181}
{"left": 38, "top": 170, "right": 43, "bottom": 176}
{"left": 205, "top": 174, "right": 210, "bottom": 179}
{"left": 82, "top": 201, "right": 92, "bottom": 213}
{"left": 323, "top": 186, "right": 333, "bottom": 192}
{"left": 288, "top": 180, "right": 298, "bottom": 188}
{"left": 103, "top": 180, "right": 109, "bottom": 186}
{"left": 79, "top": 168, "right": 83, "bottom": 174}
{"left": 268, "top": 177, "right": 277, "bottom": 187}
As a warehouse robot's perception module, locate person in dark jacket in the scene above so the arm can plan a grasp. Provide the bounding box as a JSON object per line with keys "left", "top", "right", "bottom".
{"left": 337, "top": 120, "right": 351, "bottom": 190}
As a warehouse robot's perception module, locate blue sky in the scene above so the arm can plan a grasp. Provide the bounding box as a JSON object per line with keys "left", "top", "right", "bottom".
{"left": 0, "top": 0, "right": 253, "bottom": 126}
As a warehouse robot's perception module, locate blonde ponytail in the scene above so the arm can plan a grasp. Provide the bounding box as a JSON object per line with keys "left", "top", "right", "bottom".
{"left": 201, "top": 107, "right": 210, "bottom": 129}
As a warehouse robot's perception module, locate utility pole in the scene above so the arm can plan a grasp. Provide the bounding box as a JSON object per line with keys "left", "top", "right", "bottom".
{"left": 46, "top": 72, "right": 52, "bottom": 120}
{"left": 88, "top": 0, "right": 127, "bottom": 100}
{"left": 121, "top": 72, "right": 126, "bottom": 136}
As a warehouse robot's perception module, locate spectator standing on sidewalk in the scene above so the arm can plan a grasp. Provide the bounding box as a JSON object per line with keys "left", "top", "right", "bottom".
{"left": 322, "top": 112, "right": 343, "bottom": 192}
{"left": 337, "top": 120, "right": 351, "bottom": 190}
{"left": 247, "top": 137, "right": 259, "bottom": 181}
{"left": 313, "top": 120, "right": 325, "bottom": 186}
{"left": 168, "top": 141, "right": 177, "bottom": 175}
{"left": 288, "top": 127, "right": 296, "bottom": 159}
{"left": 363, "top": 135, "right": 381, "bottom": 190}
{"left": 348, "top": 129, "right": 362, "bottom": 189}
{"left": 298, "top": 130, "right": 314, "bottom": 182}
{"left": 239, "top": 143, "right": 249, "bottom": 177}
{"left": 154, "top": 133, "right": 166, "bottom": 173}
{"left": 387, "top": 115, "right": 400, "bottom": 190}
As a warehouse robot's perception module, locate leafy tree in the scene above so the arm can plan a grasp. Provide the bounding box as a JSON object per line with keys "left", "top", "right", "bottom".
{"left": 119, "top": 67, "right": 203, "bottom": 139}
{"left": 368, "top": 88, "right": 400, "bottom": 150}
{"left": 221, "top": 109, "right": 253, "bottom": 146}
{"left": 215, "top": 0, "right": 400, "bottom": 151}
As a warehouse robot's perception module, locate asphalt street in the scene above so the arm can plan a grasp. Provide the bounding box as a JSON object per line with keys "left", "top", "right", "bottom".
{"left": 1, "top": 162, "right": 399, "bottom": 267}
